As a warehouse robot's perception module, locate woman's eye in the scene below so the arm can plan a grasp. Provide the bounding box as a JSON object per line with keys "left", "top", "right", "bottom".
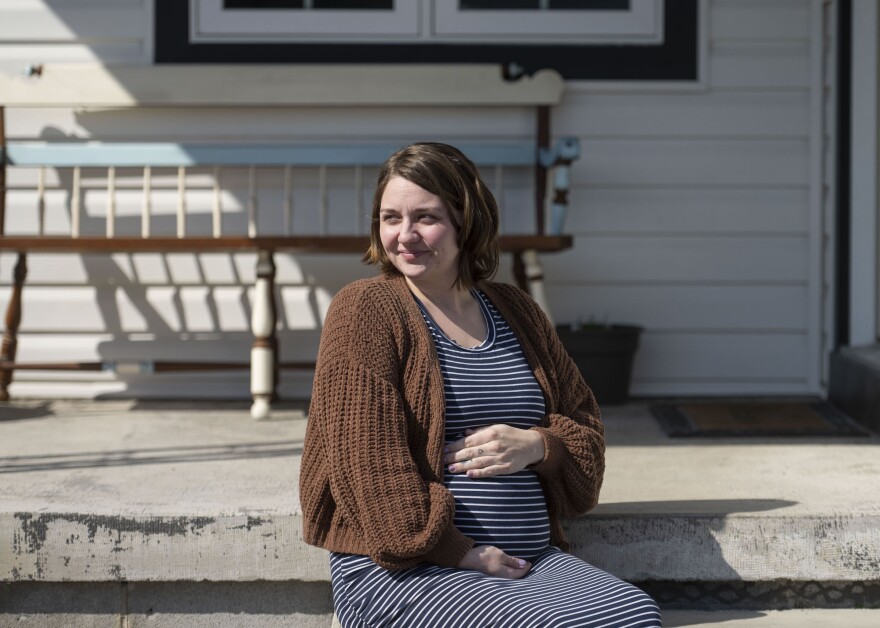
{"left": 381, "top": 215, "right": 400, "bottom": 223}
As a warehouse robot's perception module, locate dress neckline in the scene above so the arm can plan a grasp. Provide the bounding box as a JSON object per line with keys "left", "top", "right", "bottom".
{"left": 413, "top": 289, "right": 496, "bottom": 351}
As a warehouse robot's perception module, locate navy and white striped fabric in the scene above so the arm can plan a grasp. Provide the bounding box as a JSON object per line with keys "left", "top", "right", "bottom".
{"left": 329, "top": 290, "right": 661, "bottom": 627}
{"left": 331, "top": 547, "right": 661, "bottom": 628}
{"left": 426, "top": 289, "right": 551, "bottom": 559}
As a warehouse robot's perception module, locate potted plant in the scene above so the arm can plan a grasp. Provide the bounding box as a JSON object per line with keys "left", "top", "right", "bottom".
{"left": 555, "top": 318, "right": 643, "bottom": 405}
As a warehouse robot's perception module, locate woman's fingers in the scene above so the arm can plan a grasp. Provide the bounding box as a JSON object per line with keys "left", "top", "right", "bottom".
{"left": 443, "top": 426, "right": 501, "bottom": 465}
{"left": 444, "top": 424, "right": 544, "bottom": 476}
{"left": 444, "top": 430, "right": 492, "bottom": 456}
{"left": 446, "top": 454, "right": 503, "bottom": 476}
{"left": 501, "top": 553, "right": 531, "bottom": 570}
{"left": 458, "top": 546, "right": 531, "bottom": 579}
{"left": 464, "top": 462, "right": 508, "bottom": 479}
{"left": 489, "top": 548, "right": 531, "bottom": 579}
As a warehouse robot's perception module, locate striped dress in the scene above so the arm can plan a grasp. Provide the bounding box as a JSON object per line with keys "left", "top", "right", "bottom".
{"left": 330, "top": 290, "right": 661, "bottom": 628}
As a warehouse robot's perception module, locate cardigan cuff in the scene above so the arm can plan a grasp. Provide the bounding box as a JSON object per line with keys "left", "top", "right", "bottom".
{"left": 529, "top": 427, "right": 565, "bottom": 479}
{"left": 421, "top": 523, "right": 474, "bottom": 568}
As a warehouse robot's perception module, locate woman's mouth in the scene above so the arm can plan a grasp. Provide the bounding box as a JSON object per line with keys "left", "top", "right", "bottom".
{"left": 399, "top": 249, "right": 429, "bottom": 260}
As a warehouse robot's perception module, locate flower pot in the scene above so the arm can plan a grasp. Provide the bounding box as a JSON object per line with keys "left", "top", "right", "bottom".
{"left": 554, "top": 324, "right": 642, "bottom": 405}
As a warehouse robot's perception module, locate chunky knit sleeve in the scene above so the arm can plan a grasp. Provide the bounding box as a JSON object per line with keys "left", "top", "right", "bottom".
{"left": 484, "top": 283, "right": 605, "bottom": 519}
{"left": 530, "top": 314, "right": 605, "bottom": 518}
{"left": 301, "top": 280, "right": 473, "bottom": 569}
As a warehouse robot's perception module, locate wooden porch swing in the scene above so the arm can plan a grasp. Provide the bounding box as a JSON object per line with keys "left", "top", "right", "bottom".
{"left": 0, "top": 64, "right": 579, "bottom": 418}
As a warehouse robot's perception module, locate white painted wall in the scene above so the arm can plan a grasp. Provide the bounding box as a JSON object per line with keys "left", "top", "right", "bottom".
{"left": 0, "top": 0, "right": 152, "bottom": 72}
{"left": 0, "top": 0, "right": 836, "bottom": 400}
{"left": 551, "top": 0, "right": 833, "bottom": 396}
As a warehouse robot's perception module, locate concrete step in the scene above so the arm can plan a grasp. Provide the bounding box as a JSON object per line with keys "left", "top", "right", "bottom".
{"left": 1, "top": 400, "right": 878, "bottom": 622}
{"left": 3, "top": 584, "right": 879, "bottom": 627}
{"left": 2, "top": 589, "right": 879, "bottom": 628}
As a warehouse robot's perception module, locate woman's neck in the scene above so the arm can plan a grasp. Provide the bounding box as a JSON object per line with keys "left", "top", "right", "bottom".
{"left": 405, "top": 277, "right": 471, "bottom": 313}
{"left": 405, "top": 277, "right": 486, "bottom": 348}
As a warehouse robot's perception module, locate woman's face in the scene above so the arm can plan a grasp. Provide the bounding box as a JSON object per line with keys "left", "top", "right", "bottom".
{"left": 379, "top": 176, "right": 460, "bottom": 292}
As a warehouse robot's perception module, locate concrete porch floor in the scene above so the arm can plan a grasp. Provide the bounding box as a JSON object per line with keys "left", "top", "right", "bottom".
{"left": 1, "top": 399, "right": 878, "bottom": 626}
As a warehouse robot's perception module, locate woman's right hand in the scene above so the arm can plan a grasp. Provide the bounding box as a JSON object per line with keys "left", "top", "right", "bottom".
{"left": 458, "top": 545, "right": 532, "bottom": 579}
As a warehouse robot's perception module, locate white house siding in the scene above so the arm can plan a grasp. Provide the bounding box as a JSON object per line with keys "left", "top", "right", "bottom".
{"left": 550, "top": 0, "right": 833, "bottom": 397}
{"left": 0, "top": 0, "right": 834, "bottom": 400}
{"left": 0, "top": 0, "right": 152, "bottom": 72}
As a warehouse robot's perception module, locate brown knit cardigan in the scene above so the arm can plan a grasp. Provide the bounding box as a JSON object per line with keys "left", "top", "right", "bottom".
{"left": 299, "top": 274, "right": 605, "bottom": 570}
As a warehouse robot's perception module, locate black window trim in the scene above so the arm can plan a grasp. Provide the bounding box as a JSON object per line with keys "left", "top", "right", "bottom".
{"left": 155, "top": 0, "right": 698, "bottom": 81}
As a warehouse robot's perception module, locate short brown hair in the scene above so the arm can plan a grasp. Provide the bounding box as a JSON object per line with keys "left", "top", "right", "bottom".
{"left": 363, "top": 142, "right": 500, "bottom": 290}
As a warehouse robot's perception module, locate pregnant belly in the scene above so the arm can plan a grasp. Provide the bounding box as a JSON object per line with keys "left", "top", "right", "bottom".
{"left": 444, "top": 469, "right": 551, "bottom": 559}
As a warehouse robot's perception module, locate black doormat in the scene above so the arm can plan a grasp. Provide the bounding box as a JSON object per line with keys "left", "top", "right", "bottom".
{"left": 650, "top": 401, "right": 870, "bottom": 437}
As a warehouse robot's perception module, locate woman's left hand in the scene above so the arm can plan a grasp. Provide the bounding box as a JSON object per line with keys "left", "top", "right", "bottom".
{"left": 444, "top": 425, "right": 545, "bottom": 478}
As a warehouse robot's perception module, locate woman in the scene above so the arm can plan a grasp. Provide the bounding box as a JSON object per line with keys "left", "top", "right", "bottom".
{"left": 300, "top": 142, "right": 661, "bottom": 627}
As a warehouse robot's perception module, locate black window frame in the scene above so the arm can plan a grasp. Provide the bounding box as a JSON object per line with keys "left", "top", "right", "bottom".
{"left": 155, "top": 0, "right": 698, "bottom": 81}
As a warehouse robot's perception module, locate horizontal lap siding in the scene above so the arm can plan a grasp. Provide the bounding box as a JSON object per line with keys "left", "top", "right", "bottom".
{"left": 1, "top": 0, "right": 828, "bottom": 399}
{"left": 0, "top": 0, "right": 149, "bottom": 70}
{"left": 546, "top": 236, "right": 809, "bottom": 283}
{"left": 572, "top": 139, "right": 809, "bottom": 187}
{"left": 568, "top": 187, "right": 809, "bottom": 234}
{"left": 0, "top": 7, "right": 146, "bottom": 42}
{"left": 552, "top": 285, "right": 809, "bottom": 332}
{"left": 549, "top": 0, "right": 822, "bottom": 397}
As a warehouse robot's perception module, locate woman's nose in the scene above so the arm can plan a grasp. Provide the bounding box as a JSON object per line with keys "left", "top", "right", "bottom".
{"left": 398, "top": 221, "right": 419, "bottom": 242}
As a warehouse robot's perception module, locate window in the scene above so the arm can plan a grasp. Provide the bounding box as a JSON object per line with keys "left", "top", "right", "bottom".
{"left": 194, "top": 0, "right": 416, "bottom": 42}
{"left": 193, "top": 0, "right": 659, "bottom": 44}
{"left": 460, "top": 1, "right": 629, "bottom": 7}
{"left": 436, "top": 0, "right": 661, "bottom": 44}
{"left": 157, "top": 0, "right": 698, "bottom": 81}
{"left": 224, "top": 1, "right": 393, "bottom": 8}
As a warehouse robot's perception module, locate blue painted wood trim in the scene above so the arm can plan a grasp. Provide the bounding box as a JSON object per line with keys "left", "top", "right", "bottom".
{"left": 3, "top": 142, "right": 538, "bottom": 167}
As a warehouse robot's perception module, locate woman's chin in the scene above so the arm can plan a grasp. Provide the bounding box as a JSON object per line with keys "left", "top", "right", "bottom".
{"left": 394, "top": 261, "right": 430, "bottom": 278}
{"left": 399, "top": 268, "right": 431, "bottom": 284}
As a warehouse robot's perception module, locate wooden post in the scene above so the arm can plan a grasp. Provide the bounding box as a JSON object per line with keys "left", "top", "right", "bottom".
{"left": 250, "top": 249, "right": 277, "bottom": 419}
{"left": 0, "top": 253, "right": 27, "bottom": 400}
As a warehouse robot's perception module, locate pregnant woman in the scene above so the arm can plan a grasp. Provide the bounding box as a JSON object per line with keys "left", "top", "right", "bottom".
{"left": 300, "top": 142, "right": 661, "bottom": 627}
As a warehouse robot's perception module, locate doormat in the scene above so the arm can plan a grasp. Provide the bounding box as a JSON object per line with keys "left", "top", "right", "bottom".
{"left": 650, "top": 401, "right": 870, "bottom": 437}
